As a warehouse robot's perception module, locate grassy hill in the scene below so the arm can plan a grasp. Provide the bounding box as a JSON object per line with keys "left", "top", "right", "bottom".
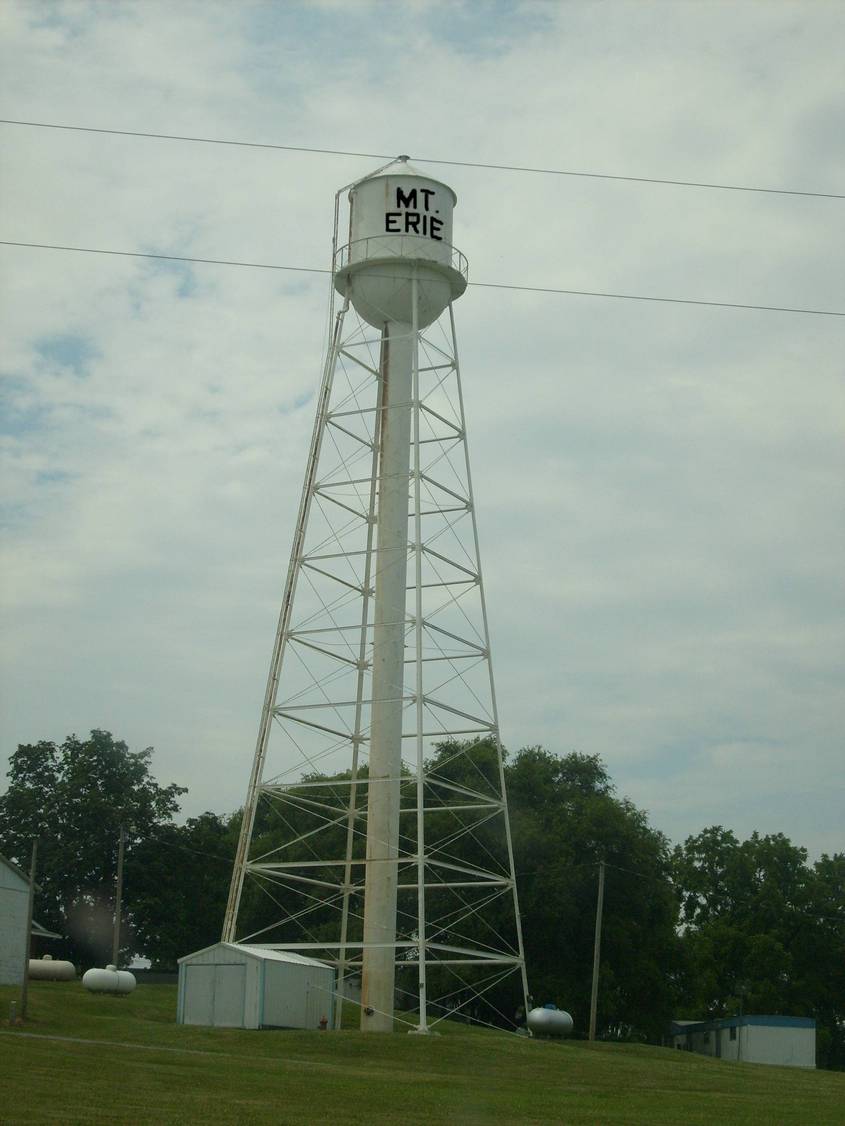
{"left": 1, "top": 983, "right": 842, "bottom": 1125}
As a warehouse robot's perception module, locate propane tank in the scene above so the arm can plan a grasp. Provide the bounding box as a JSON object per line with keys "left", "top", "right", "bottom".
{"left": 82, "top": 964, "right": 137, "bottom": 994}
{"left": 527, "top": 1004, "right": 574, "bottom": 1037}
{"left": 29, "top": 954, "right": 76, "bottom": 981}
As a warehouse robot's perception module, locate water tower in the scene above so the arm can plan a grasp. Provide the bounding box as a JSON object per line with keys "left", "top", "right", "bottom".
{"left": 223, "top": 157, "right": 529, "bottom": 1034}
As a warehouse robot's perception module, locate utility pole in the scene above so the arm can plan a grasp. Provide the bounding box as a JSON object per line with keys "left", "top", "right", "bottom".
{"left": 112, "top": 825, "right": 125, "bottom": 968}
{"left": 20, "top": 839, "right": 38, "bottom": 1021}
{"left": 588, "top": 859, "right": 605, "bottom": 1042}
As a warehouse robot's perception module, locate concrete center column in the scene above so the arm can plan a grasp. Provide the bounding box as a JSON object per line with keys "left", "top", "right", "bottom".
{"left": 360, "top": 320, "right": 413, "bottom": 1032}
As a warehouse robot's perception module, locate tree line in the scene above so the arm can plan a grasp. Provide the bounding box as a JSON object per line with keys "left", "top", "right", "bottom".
{"left": 0, "top": 729, "right": 841, "bottom": 1068}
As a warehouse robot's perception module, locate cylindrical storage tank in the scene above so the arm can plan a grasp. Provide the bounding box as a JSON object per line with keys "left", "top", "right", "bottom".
{"left": 82, "top": 965, "right": 137, "bottom": 995}
{"left": 527, "top": 1005, "right": 574, "bottom": 1037}
{"left": 348, "top": 164, "right": 455, "bottom": 269}
{"left": 334, "top": 157, "right": 467, "bottom": 329}
{"left": 29, "top": 955, "right": 76, "bottom": 981}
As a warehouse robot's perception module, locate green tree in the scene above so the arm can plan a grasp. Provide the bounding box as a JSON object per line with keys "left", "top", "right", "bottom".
{"left": 125, "top": 812, "right": 236, "bottom": 969}
{"left": 506, "top": 747, "right": 680, "bottom": 1041}
{"left": 0, "top": 730, "right": 185, "bottom": 967}
{"left": 672, "top": 828, "right": 845, "bottom": 1069}
{"left": 807, "top": 853, "right": 845, "bottom": 1069}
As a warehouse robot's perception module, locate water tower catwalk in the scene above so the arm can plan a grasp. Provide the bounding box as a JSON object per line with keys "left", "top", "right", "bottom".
{"left": 223, "top": 158, "right": 529, "bottom": 1033}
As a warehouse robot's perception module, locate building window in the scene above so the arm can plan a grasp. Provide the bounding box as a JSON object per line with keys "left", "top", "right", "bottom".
{"left": 730, "top": 1027, "right": 737, "bottom": 1041}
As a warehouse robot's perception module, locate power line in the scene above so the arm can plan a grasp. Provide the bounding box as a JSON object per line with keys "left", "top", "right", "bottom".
{"left": 470, "top": 279, "right": 845, "bottom": 317}
{"left": 0, "top": 241, "right": 332, "bottom": 276}
{"left": 143, "top": 832, "right": 233, "bottom": 866}
{"left": 2, "top": 118, "right": 842, "bottom": 202}
{"left": 2, "top": 239, "right": 843, "bottom": 318}
{"left": 426, "top": 157, "right": 845, "bottom": 202}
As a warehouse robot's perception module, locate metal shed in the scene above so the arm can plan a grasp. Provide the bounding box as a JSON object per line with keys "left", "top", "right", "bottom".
{"left": 177, "top": 942, "right": 335, "bottom": 1030}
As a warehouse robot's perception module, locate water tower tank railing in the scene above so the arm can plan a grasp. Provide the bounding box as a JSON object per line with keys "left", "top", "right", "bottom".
{"left": 334, "top": 235, "right": 468, "bottom": 281}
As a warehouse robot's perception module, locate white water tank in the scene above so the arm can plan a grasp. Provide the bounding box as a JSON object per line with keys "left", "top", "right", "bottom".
{"left": 527, "top": 1005, "right": 574, "bottom": 1037}
{"left": 29, "top": 954, "right": 76, "bottom": 981}
{"left": 82, "top": 964, "right": 137, "bottom": 994}
{"left": 334, "top": 157, "right": 467, "bottom": 329}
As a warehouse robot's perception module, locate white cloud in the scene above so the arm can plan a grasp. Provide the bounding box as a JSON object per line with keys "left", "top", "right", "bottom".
{"left": 1, "top": 0, "right": 843, "bottom": 856}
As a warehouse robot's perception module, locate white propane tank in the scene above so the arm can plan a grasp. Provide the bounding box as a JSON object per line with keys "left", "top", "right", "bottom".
{"left": 527, "top": 1005, "right": 574, "bottom": 1037}
{"left": 29, "top": 955, "right": 76, "bottom": 981}
{"left": 333, "top": 157, "right": 467, "bottom": 329}
{"left": 82, "top": 964, "right": 137, "bottom": 995}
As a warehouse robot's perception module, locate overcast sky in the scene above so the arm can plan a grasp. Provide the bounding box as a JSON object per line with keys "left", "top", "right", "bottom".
{"left": 1, "top": 0, "right": 843, "bottom": 859}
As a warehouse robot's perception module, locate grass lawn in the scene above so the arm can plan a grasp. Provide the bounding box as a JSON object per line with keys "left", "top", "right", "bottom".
{"left": 1, "top": 983, "right": 842, "bottom": 1125}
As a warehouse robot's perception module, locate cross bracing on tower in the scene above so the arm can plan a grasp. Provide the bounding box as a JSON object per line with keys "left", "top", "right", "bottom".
{"left": 223, "top": 159, "right": 530, "bottom": 1034}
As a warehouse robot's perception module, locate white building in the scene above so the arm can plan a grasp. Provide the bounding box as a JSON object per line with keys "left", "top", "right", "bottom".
{"left": 0, "top": 854, "right": 29, "bottom": 986}
{"left": 0, "top": 853, "right": 62, "bottom": 986}
{"left": 177, "top": 942, "right": 335, "bottom": 1030}
{"left": 670, "top": 1015, "right": 815, "bottom": 1068}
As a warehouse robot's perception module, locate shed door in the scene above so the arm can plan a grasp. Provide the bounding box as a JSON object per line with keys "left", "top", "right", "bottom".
{"left": 183, "top": 965, "right": 215, "bottom": 1026}
{"left": 305, "top": 976, "right": 325, "bottom": 1029}
{"left": 213, "top": 964, "right": 246, "bottom": 1027}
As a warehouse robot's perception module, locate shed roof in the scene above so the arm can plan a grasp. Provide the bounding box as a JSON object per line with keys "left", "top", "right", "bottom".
{"left": 0, "top": 852, "right": 30, "bottom": 885}
{"left": 1, "top": 853, "right": 60, "bottom": 938}
{"left": 178, "top": 941, "right": 331, "bottom": 970}
{"left": 31, "top": 920, "right": 61, "bottom": 939}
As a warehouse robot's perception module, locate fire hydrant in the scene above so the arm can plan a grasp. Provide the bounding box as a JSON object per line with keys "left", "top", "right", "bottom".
{"left": 318, "top": 1015, "right": 328, "bottom": 1031}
